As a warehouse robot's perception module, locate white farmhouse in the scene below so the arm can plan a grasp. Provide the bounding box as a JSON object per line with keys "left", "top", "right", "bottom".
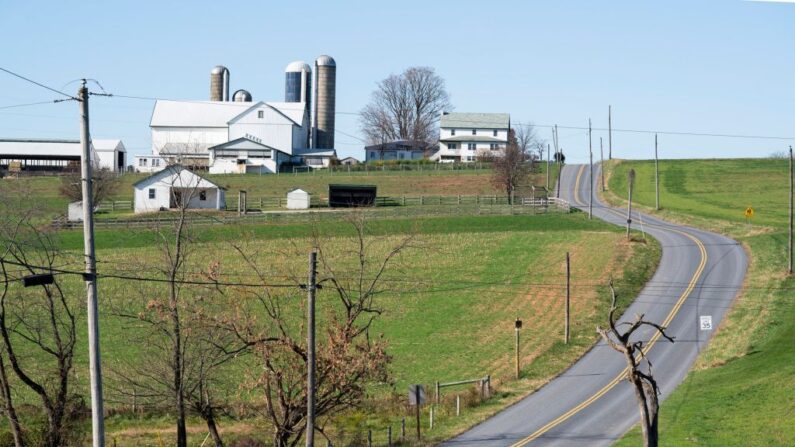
{"left": 136, "top": 100, "right": 334, "bottom": 173}
{"left": 133, "top": 165, "right": 226, "bottom": 214}
{"left": 432, "top": 113, "right": 510, "bottom": 163}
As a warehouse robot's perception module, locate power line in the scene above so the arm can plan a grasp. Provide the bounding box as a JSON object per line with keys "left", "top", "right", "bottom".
{"left": 0, "top": 67, "right": 78, "bottom": 100}
{"left": 0, "top": 99, "right": 72, "bottom": 111}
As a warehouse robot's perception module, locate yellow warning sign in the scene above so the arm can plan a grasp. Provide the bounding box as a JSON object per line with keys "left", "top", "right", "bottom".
{"left": 745, "top": 207, "right": 754, "bottom": 219}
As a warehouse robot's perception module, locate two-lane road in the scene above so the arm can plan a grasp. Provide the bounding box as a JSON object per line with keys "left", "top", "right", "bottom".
{"left": 442, "top": 164, "right": 747, "bottom": 446}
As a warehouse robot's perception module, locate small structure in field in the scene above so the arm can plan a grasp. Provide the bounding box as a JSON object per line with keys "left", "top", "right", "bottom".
{"left": 286, "top": 188, "right": 311, "bottom": 209}
{"left": 328, "top": 184, "right": 377, "bottom": 207}
{"left": 133, "top": 165, "right": 226, "bottom": 214}
{"left": 340, "top": 156, "right": 360, "bottom": 165}
{"left": 67, "top": 201, "right": 84, "bottom": 222}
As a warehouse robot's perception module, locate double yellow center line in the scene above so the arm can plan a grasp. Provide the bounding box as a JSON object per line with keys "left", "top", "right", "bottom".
{"left": 509, "top": 167, "right": 709, "bottom": 446}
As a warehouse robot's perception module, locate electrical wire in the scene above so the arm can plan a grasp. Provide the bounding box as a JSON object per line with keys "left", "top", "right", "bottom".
{"left": 0, "top": 67, "right": 78, "bottom": 100}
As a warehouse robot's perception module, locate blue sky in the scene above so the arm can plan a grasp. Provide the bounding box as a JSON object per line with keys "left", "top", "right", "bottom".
{"left": 1, "top": 0, "right": 793, "bottom": 163}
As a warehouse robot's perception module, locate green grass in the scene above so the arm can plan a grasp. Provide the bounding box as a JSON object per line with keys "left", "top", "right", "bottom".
{"left": 0, "top": 210, "right": 657, "bottom": 446}
{"left": 607, "top": 158, "right": 795, "bottom": 446}
{"left": 1, "top": 165, "right": 559, "bottom": 222}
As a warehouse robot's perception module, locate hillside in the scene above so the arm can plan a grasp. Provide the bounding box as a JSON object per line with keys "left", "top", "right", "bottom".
{"left": 606, "top": 158, "right": 795, "bottom": 446}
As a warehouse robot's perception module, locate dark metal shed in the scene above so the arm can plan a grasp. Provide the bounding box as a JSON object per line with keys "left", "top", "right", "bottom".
{"left": 328, "top": 184, "right": 377, "bottom": 207}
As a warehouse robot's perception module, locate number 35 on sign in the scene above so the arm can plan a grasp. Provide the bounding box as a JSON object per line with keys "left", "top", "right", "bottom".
{"left": 700, "top": 315, "right": 713, "bottom": 331}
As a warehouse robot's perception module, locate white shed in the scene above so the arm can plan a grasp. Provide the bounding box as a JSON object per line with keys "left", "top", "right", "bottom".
{"left": 286, "top": 188, "right": 311, "bottom": 209}
{"left": 133, "top": 165, "right": 226, "bottom": 214}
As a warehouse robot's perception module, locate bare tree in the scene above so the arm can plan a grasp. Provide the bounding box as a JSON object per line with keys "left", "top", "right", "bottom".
{"left": 514, "top": 124, "right": 543, "bottom": 160}
{"left": 360, "top": 66, "right": 452, "bottom": 150}
{"left": 597, "top": 282, "right": 675, "bottom": 447}
{"left": 109, "top": 170, "right": 235, "bottom": 447}
{"left": 222, "top": 214, "right": 412, "bottom": 447}
{"left": 490, "top": 141, "right": 533, "bottom": 204}
{"left": 58, "top": 167, "right": 119, "bottom": 204}
{"left": 0, "top": 205, "right": 82, "bottom": 447}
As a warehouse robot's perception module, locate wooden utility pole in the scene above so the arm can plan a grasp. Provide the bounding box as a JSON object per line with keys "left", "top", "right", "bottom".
{"left": 608, "top": 105, "right": 613, "bottom": 160}
{"left": 789, "top": 146, "right": 793, "bottom": 274}
{"left": 600, "top": 137, "right": 605, "bottom": 192}
{"left": 546, "top": 144, "right": 551, "bottom": 190}
{"left": 415, "top": 387, "right": 421, "bottom": 440}
{"left": 654, "top": 134, "right": 660, "bottom": 211}
{"left": 627, "top": 169, "right": 635, "bottom": 240}
{"left": 589, "top": 119, "right": 593, "bottom": 219}
{"left": 565, "top": 252, "right": 570, "bottom": 344}
{"left": 79, "top": 81, "right": 106, "bottom": 447}
{"left": 514, "top": 318, "right": 522, "bottom": 379}
{"left": 555, "top": 125, "right": 563, "bottom": 199}
{"left": 306, "top": 251, "right": 317, "bottom": 447}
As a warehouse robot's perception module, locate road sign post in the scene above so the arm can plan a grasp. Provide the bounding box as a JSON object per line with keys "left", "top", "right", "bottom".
{"left": 408, "top": 385, "right": 425, "bottom": 440}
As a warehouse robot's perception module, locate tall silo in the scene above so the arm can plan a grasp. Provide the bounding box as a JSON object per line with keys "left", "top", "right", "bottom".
{"left": 210, "top": 65, "right": 230, "bottom": 101}
{"left": 233, "top": 89, "right": 252, "bottom": 102}
{"left": 284, "top": 61, "right": 312, "bottom": 104}
{"left": 313, "top": 55, "right": 336, "bottom": 148}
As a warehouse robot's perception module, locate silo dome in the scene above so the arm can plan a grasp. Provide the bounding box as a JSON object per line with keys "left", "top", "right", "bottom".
{"left": 315, "top": 55, "right": 336, "bottom": 67}
{"left": 210, "top": 65, "right": 230, "bottom": 101}
{"left": 233, "top": 89, "right": 252, "bottom": 102}
{"left": 285, "top": 61, "right": 312, "bottom": 73}
{"left": 211, "top": 65, "right": 228, "bottom": 74}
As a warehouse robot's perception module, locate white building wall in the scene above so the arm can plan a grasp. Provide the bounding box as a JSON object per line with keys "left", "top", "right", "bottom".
{"left": 151, "top": 127, "right": 227, "bottom": 155}
{"left": 209, "top": 157, "right": 279, "bottom": 174}
{"left": 440, "top": 128, "right": 509, "bottom": 140}
{"left": 134, "top": 184, "right": 171, "bottom": 213}
{"left": 228, "top": 123, "right": 295, "bottom": 154}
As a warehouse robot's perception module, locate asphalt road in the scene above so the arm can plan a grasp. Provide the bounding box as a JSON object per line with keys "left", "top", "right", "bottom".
{"left": 441, "top": 164, "right": 748, "bottom": 447}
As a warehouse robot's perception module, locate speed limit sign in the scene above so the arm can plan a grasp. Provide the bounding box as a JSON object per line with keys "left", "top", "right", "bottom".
{"left": 700, "top": 315, "right": 713, "bottom": 331}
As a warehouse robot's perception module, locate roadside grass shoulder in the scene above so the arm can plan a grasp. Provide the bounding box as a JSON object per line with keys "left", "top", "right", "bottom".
{"left": 606, "top": 158, "right": 795, "bottom": 446}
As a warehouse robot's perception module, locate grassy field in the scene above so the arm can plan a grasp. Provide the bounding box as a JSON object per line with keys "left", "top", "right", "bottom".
{"left": 1, "top": 211, "right": 656, "bottom": 446}
{"left": 0, "top": 163, "right": 559, "bottom": 217}
{"left": 605, "top": 158, "right": 795, "bottom": 446}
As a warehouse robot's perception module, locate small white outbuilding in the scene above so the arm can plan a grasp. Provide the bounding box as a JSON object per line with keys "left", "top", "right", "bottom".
{"left": 286, "top": 188, "right": 311, "bottom": 209}
{"left": 133, "top": 165, "right": 226, "bottom": 214}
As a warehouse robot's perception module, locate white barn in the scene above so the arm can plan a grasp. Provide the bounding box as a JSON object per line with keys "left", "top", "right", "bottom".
{"left": 136, "top": 99, "right": 334, "bottom": 173}
{"left": 93, "top": 139, "right": 127, "bottom": 172}
{"left": 133, "top": 165, "right": 226, "bottom": 214}
{"left": 207, "top": 137, "right": 291, "bottom": 174}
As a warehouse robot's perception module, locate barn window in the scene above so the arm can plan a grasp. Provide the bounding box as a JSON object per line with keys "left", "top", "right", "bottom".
{"left": 199, "top": 191, "right": 207, "bottom": 201}
{"left": 148, "top": 188, "right": 156, "bottom": 199}
{"left": 258, "top": 110, "right": 264, "bottom": 119}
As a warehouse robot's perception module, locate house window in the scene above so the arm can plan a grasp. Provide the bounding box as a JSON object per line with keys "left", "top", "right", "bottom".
{"left": 490, "top": 144, "right": 499, "bottom": 150}
{"left": 468, "top": 143, "right": 476, "bottom": 151}
{"left": 472, "top": 129, "right": 477, "bottom": 135}
{"left": 451, "top": 129, "right": 456, "bottom": 136}
{"left": 370, "top": 151, "right": 377, "bottom": 159}
{"left": 466, "top": 156, "right": 475, "bottom": 162}
{"left": 257, "top": 110, "right": 264, "bottom": 119}
{"left": 493, "top": 130, "right": 498, "bottom": 137}
{"left": 399, "top": 152, "right": 405, "bottom": 159}
{"left": 448, "top": 143, "right": 458, "bottom": 150}
{"left": 199, "top": 191, "right": 207, "bottom": 201}
{"left": 139, "top": 158, "right": 147, "bottom": 167}
{"left": 148, "top": 188, "right": 156, "bottom": 199}
{"left": 153, "top": 159, "right": 160, "bottom": 167}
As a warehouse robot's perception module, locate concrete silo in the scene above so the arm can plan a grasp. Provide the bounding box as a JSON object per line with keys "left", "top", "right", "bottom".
{"left": 210, "top": 65, "right": 230, "bottom": 101}
{"left": 232, "top": 89, "right": 252, "bottom": 102}
{"left": 313, "top": 55, "right": 336, "bottom": 149}
{"left": 284, "top": 61, "right": 312, "bottom": 104}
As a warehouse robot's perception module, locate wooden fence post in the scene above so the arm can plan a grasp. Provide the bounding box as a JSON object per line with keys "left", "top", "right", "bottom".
{"left": 456, "top": 395, "right": 460, "bottom": 416}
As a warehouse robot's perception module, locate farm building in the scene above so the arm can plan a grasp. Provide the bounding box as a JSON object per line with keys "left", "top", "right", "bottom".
{"left": 432, "top": 112, "right": 510, "bottom": 163}
{"left": 0, "top": 138, "right": 126, "bottom": 173}
{"left": 133, "top": 165, "right": 226, "bottom": 214}
{"left": 286, "top": 188, "right": 311, "bottom": 209}
{"left": 340, "top": 156, "right": 360, "bottom": 165}
{"left": 328, "top": 184, "right": 377, "bottom": 207}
